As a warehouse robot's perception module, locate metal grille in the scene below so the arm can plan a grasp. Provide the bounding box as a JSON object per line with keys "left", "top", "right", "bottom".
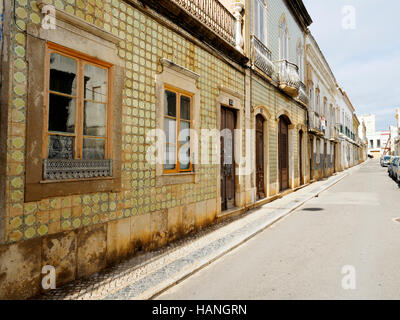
{"left": 274, "top": 60, "right": 301, "bottom": 90}
{"left": 251, "top": 35, "right": 274, "bottom": 77}
{"left": 43, "top": 159, "right": 112, "bottom": 180}
{"left": 298, "top": 81, "right": 309, "bottom": 105}
{"left": 172, "top": 0, "right": 235, "bottom": 44}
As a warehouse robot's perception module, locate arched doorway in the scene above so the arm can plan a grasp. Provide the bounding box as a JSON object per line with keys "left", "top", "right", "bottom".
{"left": 279, "top": 115, "right": 290, "bottom": 191}
{"left": 299, "top": 130, "right": 304, "bottom": 185}
{"left": 256, "top": 114, "right": 265, "bottom": 200}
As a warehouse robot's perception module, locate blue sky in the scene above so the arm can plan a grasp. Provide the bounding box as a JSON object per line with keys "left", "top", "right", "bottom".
{"left": 303, "top": 0, "right": 400, "bottom": 131}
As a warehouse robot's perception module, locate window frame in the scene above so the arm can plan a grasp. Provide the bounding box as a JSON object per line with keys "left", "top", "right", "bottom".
{"left": 279, "top": 17, "right": 289, "bottom": 61}
{"left": 44, "top": 42, "right": 113, "bottom": 163}
{"left": 315, "top": 88, "right": 320, "bottom": 115}
{"left": 296, "top": 41, "right": 304, "bottom": 80}
{"left": 254, "top": 0, "right": 267, "bottom": 44}
{"left": 308, "top": 83, "right": 314, "bottom": 111}
{"left": 24, "top": 9, "right": 124, "bottom": 202}
{"left": 163, "top": 84, "right": 194, "bottom": 174}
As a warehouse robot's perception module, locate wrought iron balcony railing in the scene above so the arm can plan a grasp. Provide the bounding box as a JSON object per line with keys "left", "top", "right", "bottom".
{"left": 250, "top": 35, "right": 274, "bottom": 78}
{"left": 274, "top": 60, "right": 301, "bottom": 97}
{"left": 145, "top": 0, "right": 247, "bottom": 64}
{"left": 174, "top": 0, "right": 235, "bottom": 44}
{"left": 297, "top": 81, "right": 309, "bottom": 106}
{"left": 309, "top": 111, "right": 324, "bottom": 136}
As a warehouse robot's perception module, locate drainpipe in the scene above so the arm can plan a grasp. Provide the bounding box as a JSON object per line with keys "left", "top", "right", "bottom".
{"left": 0, "top": 0, "right": 10, "bottom": 244}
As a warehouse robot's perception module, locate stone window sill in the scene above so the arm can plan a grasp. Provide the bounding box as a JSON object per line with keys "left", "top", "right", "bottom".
{"left": 156, "top": 172, "right": 197, "bottom": 186}
{"left": 25, "top": 177, "right": 121, "bottom": 202}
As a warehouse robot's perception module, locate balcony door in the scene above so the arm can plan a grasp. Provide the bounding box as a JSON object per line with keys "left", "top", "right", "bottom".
{"left": 254, "top": 0, "right": 267, "bottom": 44}
{"left": 299, "top": 130, "right": 304, "bottom": 185}
{"left": 279, "top": 18, "right": 288, "bottom": 60}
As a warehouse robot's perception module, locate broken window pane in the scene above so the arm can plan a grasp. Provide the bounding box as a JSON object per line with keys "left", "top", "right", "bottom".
{"left": 49, "top": 53, "right": 77, "bottom": 96}
{"left": 48, "top": 93, "right": 76, "bottom": 133}
{"left": 165, "top": 91, "right": 176, "bottom": 117}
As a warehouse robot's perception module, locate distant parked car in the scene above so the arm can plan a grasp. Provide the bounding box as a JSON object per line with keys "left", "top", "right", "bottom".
{"left": 388, "top": 157, "right": 399, "bottom": 178}
{"left": 368, "top": 154, "right": 374, "bottom": 159}
{"left": 393, "top": 158, "right": 400, "bottom": 182}
{"left": 381, "top": 155, "right": 392, "bottom": 167}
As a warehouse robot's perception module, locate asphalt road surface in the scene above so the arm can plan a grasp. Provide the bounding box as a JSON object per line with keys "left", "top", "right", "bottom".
{"left": 157, "top": 160, "right": 400, "bottom": 300}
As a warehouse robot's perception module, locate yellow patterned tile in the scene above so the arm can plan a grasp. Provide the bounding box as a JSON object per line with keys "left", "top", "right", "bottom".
{"left": 24, "top": 227, "right": 36, "bottom": 239}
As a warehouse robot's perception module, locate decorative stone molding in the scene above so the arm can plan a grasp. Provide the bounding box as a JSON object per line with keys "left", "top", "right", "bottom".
{"left": 25, "top": 4, "right": 124, "bottom": 201}
{"left": 37, "top": 1, "right": 122, "bottom": 45}
{"left": 297, "top": 124, "right": 307, "bottom": 132}
{"left": 232, "top": 1, "right": 245, "bottom": 53}
{"left": 160, "top": 58, "right": 200, "bottom": 81}
{"left": 155, "top": 59, "right": 200, "bottom": 185}
{"left": 276, "top": 109, "right": 292, "bottom": 123}
{"left": 251, "top": 105, "right": 272, "bottom": 120}
{"left": 218, "top": 85, "right": 244, "bottom": 100}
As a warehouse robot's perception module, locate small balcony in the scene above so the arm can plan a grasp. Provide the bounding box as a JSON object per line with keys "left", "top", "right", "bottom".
{"left": 274, "top": 60, "right": 301, "bottom": 97}
{"left": 250, "top": 35, "right": 275, "bottom": 78}
{"left": 309, "top": 111, "right": 325, "bottom": 136}
{"left": 297, "top": 81, "right": 309, "bottom": 106}
{"left": 145, "top": 0, "right": 248, "bottom": 64}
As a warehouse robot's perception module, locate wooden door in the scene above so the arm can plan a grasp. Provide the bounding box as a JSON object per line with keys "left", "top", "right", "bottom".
{"left": 299, "top": 131, "right": 304, "bottom": 185}
{"left": 309, "top": 138, "right": 313, "bottom": 181}
{"left": 279, "top": 117, "right": 289, "bottom": 191}
{"left": 220, "top": 107, "right": 236, "bottom": 211}
{"left": 333, "top": 144, "right": 337, "bottom": 173}
{"left": 256, "top": 115, "right": 265, "bottom": 200}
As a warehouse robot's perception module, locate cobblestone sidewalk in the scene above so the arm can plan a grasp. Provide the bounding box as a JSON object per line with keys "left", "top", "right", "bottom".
{"left": 37, "top": 164, "right": 364, "bottom": 300}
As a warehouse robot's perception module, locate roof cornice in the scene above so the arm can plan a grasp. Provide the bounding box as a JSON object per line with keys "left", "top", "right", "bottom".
{"left": 284, "top": 0, "right": 313, "bottom": 31}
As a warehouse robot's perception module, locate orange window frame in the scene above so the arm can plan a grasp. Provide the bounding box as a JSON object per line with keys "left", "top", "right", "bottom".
{"left": 43, "top": 42, "right": 114, "bottom": 161}
{"left": 163, "top": 84, "right": 193, "bottom": 174}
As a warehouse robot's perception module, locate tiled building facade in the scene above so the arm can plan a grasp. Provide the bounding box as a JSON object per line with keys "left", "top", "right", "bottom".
{"left": 0, "top": 0, "right": 363, "bottom": 299}
{"left": 305, "top": 33, "right": 339, "bottom": 180}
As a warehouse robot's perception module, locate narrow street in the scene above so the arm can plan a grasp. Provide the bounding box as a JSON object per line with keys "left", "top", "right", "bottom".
{"left": 157, "top": 159, "right": 400, "bottom": 300}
